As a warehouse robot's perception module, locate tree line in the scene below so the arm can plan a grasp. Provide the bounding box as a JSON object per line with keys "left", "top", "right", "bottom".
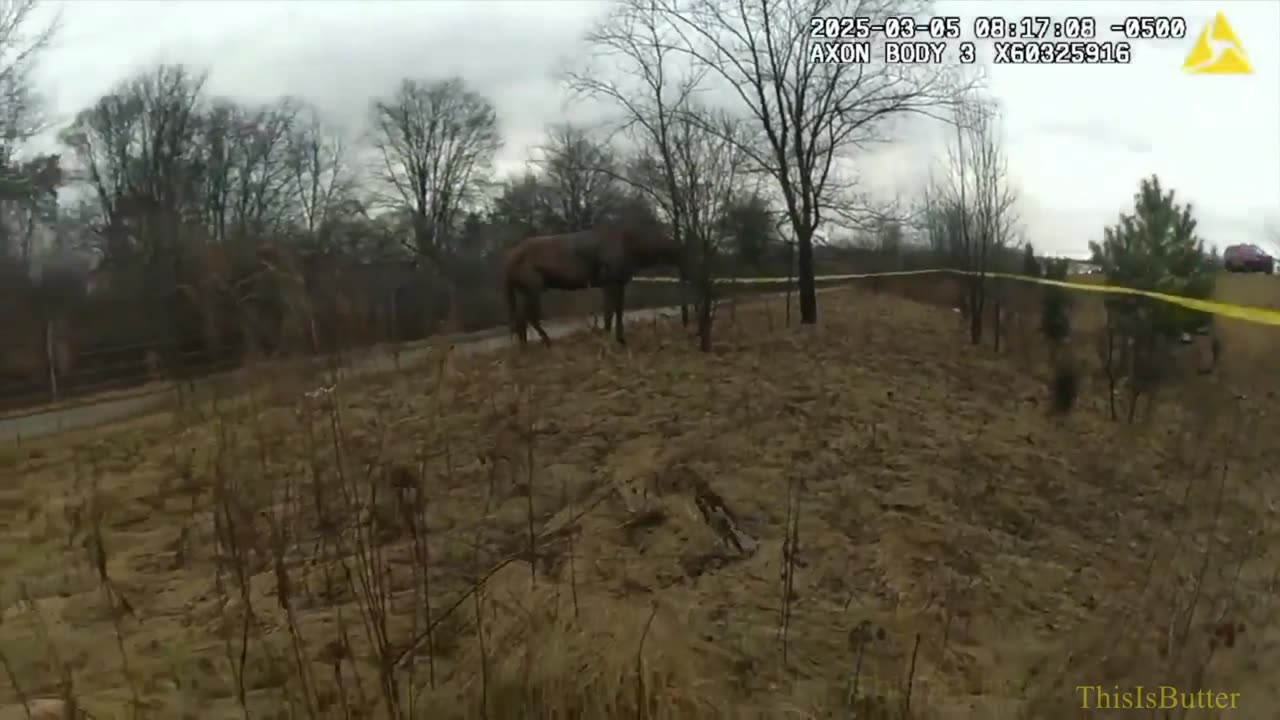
{"left": 0, "top": 0, "right": 1220, "bottom": 411}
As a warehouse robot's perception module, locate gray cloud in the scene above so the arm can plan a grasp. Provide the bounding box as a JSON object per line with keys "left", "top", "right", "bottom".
{"left": 34, "top": 1, "right": 612, "bottom": 167}
{"left": 24, "top": 0, "right": 1280, "bottom": 256}
{"left": 1030, "top": 120, "right": 1153, "bottom": 156}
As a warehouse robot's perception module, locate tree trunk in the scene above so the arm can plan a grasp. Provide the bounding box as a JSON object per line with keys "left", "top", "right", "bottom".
{"left": 697, "top": 283, "right": 712, "bottom": 353}
{"left": 389, "top": 287, "right": 399, "bottom": 342}
{"left": 785, "top": 239, "right": 794, "bottom": 328}
{"left": 694, "top": 233, "right": 714, "bottom": 352}
{"left": 698, "top": 291, "right": 712, "bottom": 352}
{"left": 676, "top": 227, "right": 690, "bottom": 328}
{"left": 992, "top": 299, "right": 1002, "bottom": 353}
{"left": 730, "top": 265, "right": 739, "bottom": 324}
{"left": 45, "top": 319, "right": 58, "bottom": 402}
{"left": 1103, "top": 315, "right": 1118, "bottom": 421}
{"left": 968, "top": 272, "right": 985, "bottom": 345}
{"left": 796, "top": 228, "right": 817, "bottom": 325}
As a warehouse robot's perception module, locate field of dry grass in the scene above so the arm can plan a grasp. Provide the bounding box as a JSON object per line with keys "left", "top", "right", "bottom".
{"left": 4, "top": 277, "right": 1280, "bottom": 719}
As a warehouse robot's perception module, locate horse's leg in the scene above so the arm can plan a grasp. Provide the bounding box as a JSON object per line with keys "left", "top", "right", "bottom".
{"left": 515, "top": 310, "right": 529, "bottom": 346}
{"left": 513, "top": 289, "right": 530, "bottom": 346}
{"left": 602, "top": 286, "right": 613, "bottom": 333}
{"left": 526, "top": 291, "right": 552, "bottom": 347}
{"left": 611, "top": 283, "right": 627, "bottom": 345}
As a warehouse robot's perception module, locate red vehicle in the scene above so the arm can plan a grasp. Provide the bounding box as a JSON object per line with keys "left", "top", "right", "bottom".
{"left": 1223, "top": 244, "right": 1275, "bottom": 274}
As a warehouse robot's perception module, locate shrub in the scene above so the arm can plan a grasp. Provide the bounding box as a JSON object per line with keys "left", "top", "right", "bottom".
{"left": 1039, "top": 257, "right": 1072, "bottom": 347}
{"left": 1050, "top": 358, "right": 1079, "bottom": 414}
{"left": 1021, "top": 243, "right": 1041, "bottom": 278}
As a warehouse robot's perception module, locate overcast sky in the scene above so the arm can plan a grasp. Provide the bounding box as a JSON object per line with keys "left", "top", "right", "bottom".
{"left": 28, "top": 0, "right": 1280, "bottom": 258}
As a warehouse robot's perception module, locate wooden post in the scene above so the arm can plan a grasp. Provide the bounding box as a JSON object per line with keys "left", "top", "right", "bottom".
{"left": 389, "top": 287, "right": 402, "bottom": 372}
{"left": 45, "top": 319, "right": 59, "bottom": 402}
{"left": 785, "top": 239, "right": 795, "bottom": 328}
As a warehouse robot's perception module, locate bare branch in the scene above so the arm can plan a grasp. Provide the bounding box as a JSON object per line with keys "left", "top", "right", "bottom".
{"left": 283, "top": 101, "right": 354, "bottom": 243}
{"left": 58, "top": 64, "right": 208, "bottom": 264}
{"left": 367, "top": 77, "right": 502, "bottom": 261}
{"left": 0, "top": 0, "right": 59, "bottom": 147}
{"left": 593, "top": 0, "right": 982, "bottom": 323}
{"left": 533, "top": 123, "right": 624, "bottom": 231}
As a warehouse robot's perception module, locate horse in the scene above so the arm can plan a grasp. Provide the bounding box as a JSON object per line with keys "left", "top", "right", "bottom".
{"left": 502, "top": 225, "right": 686, "bottom": 347}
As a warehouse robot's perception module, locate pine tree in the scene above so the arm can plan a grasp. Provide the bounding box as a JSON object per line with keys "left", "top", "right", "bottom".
{"left": 1088, "top": 175, "right": 1216, "bottom": 421}
{"left": 1088, "top": 175, "right": 1215, "bottom": 339}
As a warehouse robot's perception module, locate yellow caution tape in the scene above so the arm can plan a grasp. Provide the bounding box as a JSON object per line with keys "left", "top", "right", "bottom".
{"left": 633, "top": 269, "right": 1280, "bottom": 327}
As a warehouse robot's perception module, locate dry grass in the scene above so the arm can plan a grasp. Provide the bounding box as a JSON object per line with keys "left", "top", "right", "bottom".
{"left": 3, "top": 280, "right": 1280, "bottom": 719}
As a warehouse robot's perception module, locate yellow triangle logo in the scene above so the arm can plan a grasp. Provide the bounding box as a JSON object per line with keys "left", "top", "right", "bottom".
{"left": 1183, "top": 12, "right": 1252, "bottom": 74}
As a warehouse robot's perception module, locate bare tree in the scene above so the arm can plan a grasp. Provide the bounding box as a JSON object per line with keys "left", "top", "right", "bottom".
{"left": 369, "top": 77, "right": 502, "bottom": 264}
{"left": 536, "top": 123, "right": 622, "bottom": 232}
{"left": 567, "top": 0, "right": 707, "bottom": 330}
{"left": 666, "top": 107, "right": 752, "bottom": 350}
{"left": 491, "top": 171, "right": 550, "bottom": 234}
{"left": 59, "top": 64, "right": 208, "bottom": 265}
{"left": 937, "top": 96, "right": 1017, "bottom": 345}
{"left": 59, "top": 65, "right": 320, "bottom": 362}
{"left": 638, "top": 0, "right": 973, "bottom": 324}
{"left": 7, "top": 154, "right": 58, "bottom": 262}
{"left": 196, "top": 97, "right": 299, "bottom": 243}
{"left": 284, "top": 101, "right": 353, "bottom": 244}
{"left": 0, "top": 0, "right": 57, "bottom": 148}
{"left": 0, "top": 0, "right": 59, "bottom": 262}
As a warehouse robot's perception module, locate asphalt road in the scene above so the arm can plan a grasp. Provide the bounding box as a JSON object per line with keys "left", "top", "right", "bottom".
{"left": 0, "top": 305, "right": 686, "bottom": 444}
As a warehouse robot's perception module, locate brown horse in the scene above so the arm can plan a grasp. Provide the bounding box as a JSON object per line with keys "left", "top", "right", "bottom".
{"left": 503, "top": 225, "right": 685, "bottom": 346}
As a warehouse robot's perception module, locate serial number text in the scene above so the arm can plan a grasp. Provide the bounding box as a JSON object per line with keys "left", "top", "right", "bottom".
{"left": 993, "top": 40, "right": 1131, "bottom": 64}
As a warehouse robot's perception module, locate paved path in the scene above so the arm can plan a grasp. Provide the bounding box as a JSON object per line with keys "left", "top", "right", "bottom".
{"left": 0, "top": 305, "right": 687, "bottom": 443}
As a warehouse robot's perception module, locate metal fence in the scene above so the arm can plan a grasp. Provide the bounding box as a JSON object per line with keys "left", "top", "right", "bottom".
{"left": 0, "top": 334, "right": 241, "bottom": 414}
{"left": 0, "top": 267, "right": 925, "bottom": 440}
{"left": 0, "top": 276, "right": 730, "bottom": 424}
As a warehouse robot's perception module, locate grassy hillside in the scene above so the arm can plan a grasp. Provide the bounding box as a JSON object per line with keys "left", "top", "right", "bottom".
{"left": 2, "top": 282, "right": 1279, "bottom": 718}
